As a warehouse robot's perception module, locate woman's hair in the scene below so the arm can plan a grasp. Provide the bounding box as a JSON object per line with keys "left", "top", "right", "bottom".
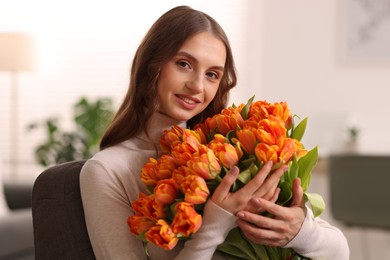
{"left": 100, "top": 5, "right": 237, "bottom": 150}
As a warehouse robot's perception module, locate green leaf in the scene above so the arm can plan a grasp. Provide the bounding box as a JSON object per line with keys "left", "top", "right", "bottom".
{"left": 240, "top": 95, "right": 255, "bottom": 120}
{"left": 246, "top": 238, "right": 270, "bottom": 259}
{"left": 235, "top": 163, "right": 260, "bottom": 191}
{"left": 239, "top": 156, "right": 257, "bottom": 169}
{"left": 237, "top": 168, "right": 253, "bottom": 185}
{"left": 277, "top": 181, "right": 293, "bottom": 206}
{"left": 304, "top": 192, "right": 326, "bottom": 217}
{"left": 286, "top": 155, "right": 299, "bottom": 184}
{"left": 249, "top": 163, "right": 259, "bottom": 178}
{"left": 265, "top": 246, "right": 283, "bottom": 260}
{"left": 297, "top": 146, "right": 318, "bottom": 192}
{"left": 291, "top": 117, "right": 308, "bottom": 141}
{"left": 217, "top": 228, "right": 257, "bottom": 259}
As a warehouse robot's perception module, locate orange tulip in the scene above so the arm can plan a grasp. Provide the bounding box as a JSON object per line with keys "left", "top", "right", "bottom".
{"left": 187, "top": 145, "right": 221, "bottom": 180}
{"left": 208, "top": 133, "right": 226, "bottom": 144}
{"left": 160, "top": 125, "right": 184, "bottom": 154}
{"left": 171, "top": 142, "right": 196, "bottom": 166}
{"left": 127, "top": 215, "right": 155, "bottom": 236}
{"left": 207, "top": 134, "right": 239, "bottom": 168}
{"left": 193, "top": 120, "right": 211, "bottom": 139}
{"left": 184, "top": 128, "right": 207, "bottom": 145}
{"left": 171, "top": 202, "right": 202, "bottom": 236}
{"left": 248, "top": 100, "right": 271, "bottom": 121}
{"left": 172, "top": 166, "right": 193, "bottom": 185}
{"left": 131, "top": 193, "right": 150, "bottom": 215}
{"left": 219, "top": 143, "right": 239, "bottom": 168}
{"left": 254, "top": 143, "right": 279, "bottom": 164}
{"left": 180, "top": 175, "right": 210, "bottom": 204}
{"left": 140, "top": 158, "right": 159, "bottom": 186}
{"left": 145, "top": 219, "right": 178, "bottom": 250}
{"left": 296, "top": 143, "right": 308, "bottom": 159}
{"left": 242, "top": 117, "right": 259, "bottom": 130}
{"left": 181, "top": 129, "right": 202, "bottom": 152}
{"left": 256, "top": 117, "right": 286, "bottom": 147}
{"left": 233, "top": 141, "right": 244, "bottom": 160}
{"left": 140, "top": 155, "right": 178, "bottom": 187}
{"left": 156, "top": 155, "right": 178, "bottom": 180}
{"left": 278, "top": 138, "right": 295, "bottom": 163}
{"left": 269, "top": 102, "right": 292, "bottom": 128}
{"left": 237, "top": 128, "right": 257, "bottom": 155}
{"left": 221, "top": 106, "right": 244, "bottom": 127}
{"left": 132, "top": 193, "right": 166, "bottom": 221}
{"left": 154, "top": 178, "right": 179, "bottom": 205}
{"left": 205, "top": 107, "right": 244, "bottom": 136}
{"left": 205, "top": 115, "right": 222, "bottom": 134}
{"left": 215, "top": 115, "right": 238, "bottom": 136}
{"left": 279, "top": 138, "right": 307, "bottom": 163}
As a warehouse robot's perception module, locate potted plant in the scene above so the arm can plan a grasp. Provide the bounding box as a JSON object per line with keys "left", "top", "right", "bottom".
{"left": 28, "top": 97, "right": 114, "bottom": 166}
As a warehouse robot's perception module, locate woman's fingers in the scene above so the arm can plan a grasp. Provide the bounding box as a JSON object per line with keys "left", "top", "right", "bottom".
{"left": 237, "top": 195, "right": 306, "bottom": 246}
{"left": 237, "top": 161, "right": 273, "bottom": 196}
{"left": 257, "top": 197, "right": 290, "bottom": 219}
{"left": 290, "top": 178, "right": 304, "bottom": 207}
{"left": 253, "top": 165, "right": 287, "bottom": 200}
{"left": 236, "top": 212, "right": 286, "bottom": 246}
{"left": 270, "top": 187, "right": 280, "bottom": 203}
{"left": 211, "top": 166, "right": 239, "bottom": 203}
{"left": 245, "top": 187, "right": 280, "bottom": 214}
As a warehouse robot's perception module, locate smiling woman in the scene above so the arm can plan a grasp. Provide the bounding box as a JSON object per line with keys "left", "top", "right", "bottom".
{"left": 79, "top": 6, "right": 239, "bottom": 258}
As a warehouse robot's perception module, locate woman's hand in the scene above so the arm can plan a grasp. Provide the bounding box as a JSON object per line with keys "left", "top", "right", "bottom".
{"left": 236, "top": 178, "right": 306, "bottom": 247}
{"left": 211, "top": 161, "right": 287, "bottom": 214}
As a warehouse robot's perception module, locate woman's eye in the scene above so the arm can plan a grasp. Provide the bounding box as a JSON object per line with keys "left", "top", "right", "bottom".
{"left": 177, "top": 61, "right": 190, "bottom": 69}
{"left": 206, "top": 71, "right": 219, "bottom": 79}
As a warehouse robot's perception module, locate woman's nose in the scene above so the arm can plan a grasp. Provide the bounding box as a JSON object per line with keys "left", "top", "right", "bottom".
{"left": 186, "top": 73, "right": 203, "bottom": 93}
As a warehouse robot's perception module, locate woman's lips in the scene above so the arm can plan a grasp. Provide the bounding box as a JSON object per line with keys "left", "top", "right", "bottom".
{"left": 175, "top": 94, "right": 200, "bottom": 109}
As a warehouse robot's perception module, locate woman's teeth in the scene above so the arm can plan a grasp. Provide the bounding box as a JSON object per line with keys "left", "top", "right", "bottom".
{"left": 180, "top": 96, "right": 196, "bottom": 104}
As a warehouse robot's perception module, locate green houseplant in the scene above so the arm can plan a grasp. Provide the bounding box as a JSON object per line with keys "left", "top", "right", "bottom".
{"left": 28, "top": 97, "right": 114, "bottom": 166}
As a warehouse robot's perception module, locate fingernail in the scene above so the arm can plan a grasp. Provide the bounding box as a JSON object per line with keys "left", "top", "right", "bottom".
{"left": 230, "top": 166, "right": 239, "bottom": 175}
{"left": 236, "top": 212, "right": 245, "bottom": 218}
{"left": 253, "top": 198, "right": 261, "bottom": 206}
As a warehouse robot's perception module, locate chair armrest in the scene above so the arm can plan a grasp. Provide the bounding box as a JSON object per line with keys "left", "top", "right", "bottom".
{"left": 3, "top": 183, "right": 33, "bottom": 210}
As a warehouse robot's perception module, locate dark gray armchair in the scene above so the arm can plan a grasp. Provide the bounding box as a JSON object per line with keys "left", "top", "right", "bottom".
{"left": 329, "top": 154, "right": 390, "bottom": 229}
{"left": 32, "top": 160, "right": 95, "bottom": 260}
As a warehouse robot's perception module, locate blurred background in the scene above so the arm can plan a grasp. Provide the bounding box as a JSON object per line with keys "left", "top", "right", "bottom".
{"left": 1, "top": 0, "right": 390, "bottom": 259}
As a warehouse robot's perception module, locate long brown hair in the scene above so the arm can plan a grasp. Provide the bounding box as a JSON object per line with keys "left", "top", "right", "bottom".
{"left": 100, "top": 6, "right": 237, "bottom": 150}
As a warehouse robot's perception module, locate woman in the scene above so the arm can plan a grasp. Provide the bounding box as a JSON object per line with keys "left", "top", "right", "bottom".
{"left": 80, "top": 5, "right": 349, "bottom": 260}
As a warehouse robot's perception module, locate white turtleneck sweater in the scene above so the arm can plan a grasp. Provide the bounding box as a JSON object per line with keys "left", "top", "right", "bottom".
{"left": 80, "top": 112, "right": 349, "bottom": 260}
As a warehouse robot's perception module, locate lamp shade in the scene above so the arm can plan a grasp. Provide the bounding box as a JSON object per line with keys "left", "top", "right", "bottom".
{"left": 0, "top": 32, "right": 36, "bottom": 71}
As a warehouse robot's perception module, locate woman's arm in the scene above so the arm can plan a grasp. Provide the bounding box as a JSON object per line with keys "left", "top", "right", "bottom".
{"left": 284, "top": 208, "right": 350, "bottom": 260}
{"left": 80, "top": 160, "right": 148, "bottom": 259}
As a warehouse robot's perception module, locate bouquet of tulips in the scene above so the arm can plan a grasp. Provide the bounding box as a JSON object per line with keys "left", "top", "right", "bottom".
{"left": 127, "top": 96, "right": 325, "bottom": 259}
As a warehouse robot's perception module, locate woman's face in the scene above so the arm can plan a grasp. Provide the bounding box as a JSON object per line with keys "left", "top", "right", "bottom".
{"left": 157, "top": 31, "right": 226, "bottom": 122}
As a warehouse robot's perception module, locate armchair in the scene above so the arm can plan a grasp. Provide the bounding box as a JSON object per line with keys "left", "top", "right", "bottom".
{"left": 32, "top": 160, "right": 95, "bottom": 260}
{"left": 329, "top": 154, "right": 390, "bottom": 228}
